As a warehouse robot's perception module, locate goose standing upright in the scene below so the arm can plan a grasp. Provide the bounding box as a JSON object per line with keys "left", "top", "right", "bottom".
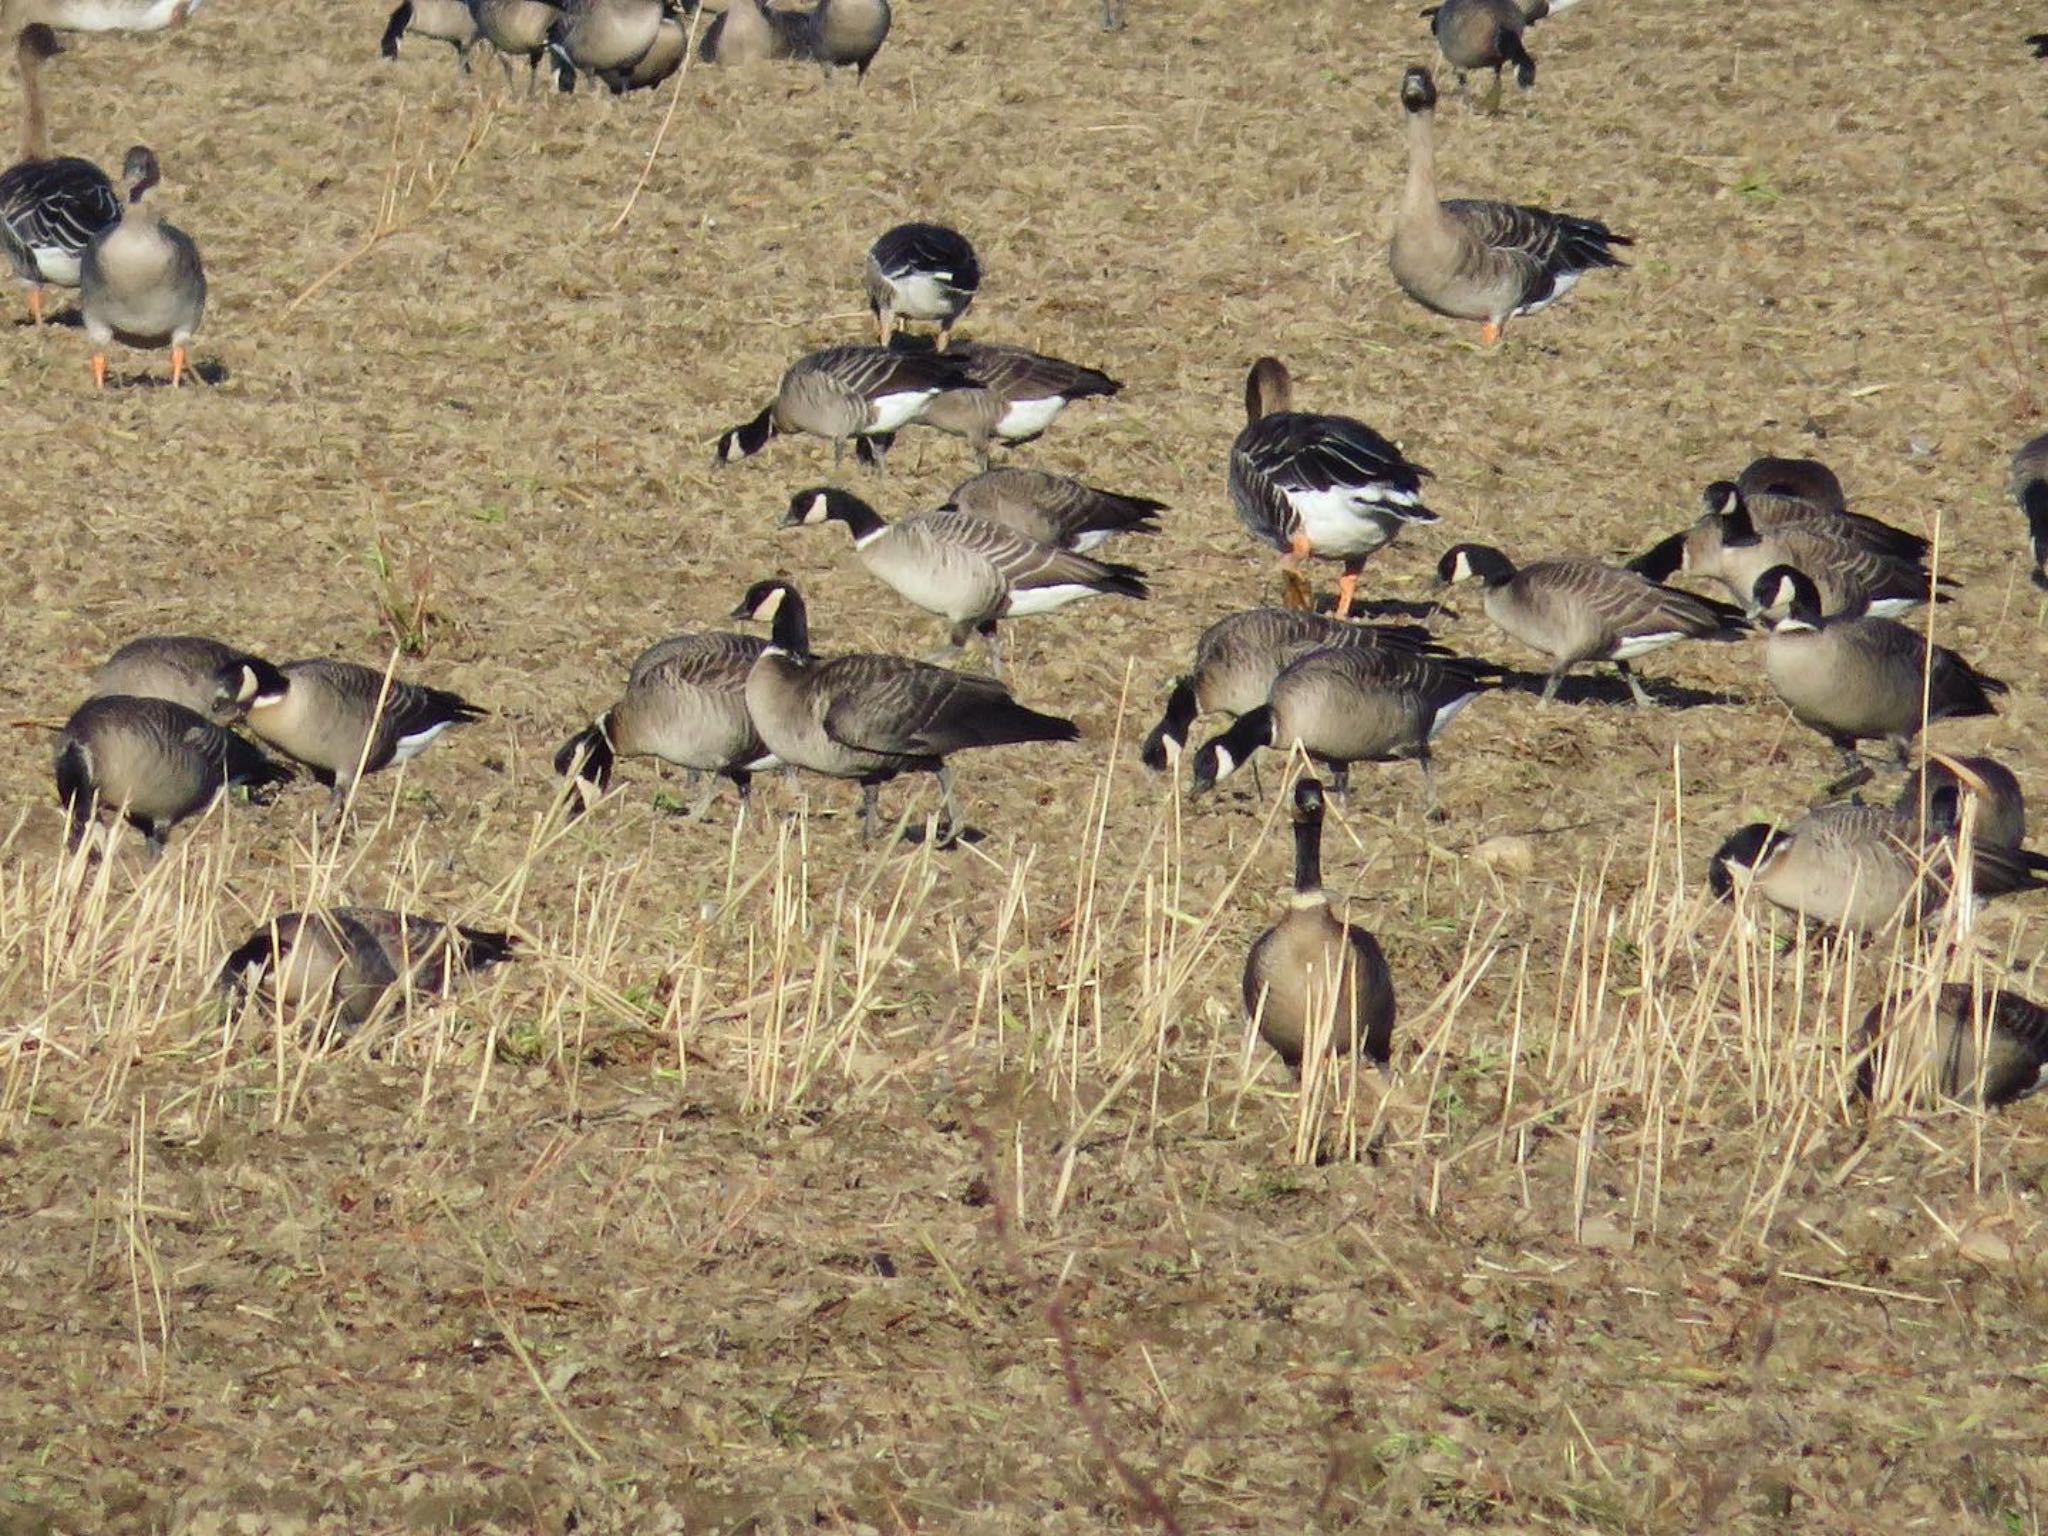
{"left": 865, "top": 222, "right": 979, "bottom": 348}
{"left": 0, "top": 25, "right": 117, "bottom": 326}
{"left": 1389, "top": 66, "right": 1630, "bottom": 344}
{"left": 1229, "top": 357, "right": 1436, "bottom": 616}
{"left": 79, "top": 145, "right": 204, "bottom": 389}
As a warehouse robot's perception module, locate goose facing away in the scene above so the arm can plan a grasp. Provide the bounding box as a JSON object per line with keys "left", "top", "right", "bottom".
{"left": 80, "top": 145, "right": 205, "bottom": 389}
{"left": 597, "top": 1, "right": 686, "bottom": 89}
{"left": 554, "top": 629, "right": 776, "bottom": 820}
{"left": 869, "top": 340, "right": 1123, "bottom": 469}
{"left": 1140, "top": 607, "right": 1451, "bottom": 770}
{"left": 1754, "top": 565, "right": 2004, "bottom": 784}
{"left": 1736, "top": 455, "right": 1849, "bottom": 517}
{"left": 218, "top": 908, "right": 520, "bottom": 1037}
{"left": 732, "top": 579, "right": 1080, "bottom": 841}
{"left": 781, "top": 486, "right": 1147, "bottom": 678}
{"left": 1243, "top": 777, "right": 1396, "bottom": 1072}
{"left": 0, "top": 25, "right": 118, "bottom": 325}
{"left": 380, "top": 0, "right": 480, "bottom": 65}
{"left": 698, "top": 0, "right": 803, "bottom": 63}
{"left": 547, "top": 0, "right": 664, "bottom": 89}
{"left": 1859, "top": 984, "right": 2048, "bottom": 1108}
{"left": 2010, "top": 431, "right": 2048, "bottom": 590}
{"left": 88, "top": 634, "right": 288, "bottom": 723}
{"left": 944, "top": 467, "right": 1163, "bottom": 553}
{"left": 714, "top": 343, "right": 970, "bottom": 469}
{"left": 55, "top": 694, "right": 291, "bottom": 857}
{"left": 866, "top": 222, "right": 979, "bottom": 348}
{"left": 1435, "top": 542, "right": 1745, "bottom": 705}
{"left": 1390, "top": 66, "right": 1630, "bottom": 344}
{"left": 1422, "top": 0, "right": 1536, "bottom": 111}
{"left": 1229, "top": 357, "right": 1437, "bottom": 617}
{"left": 241, "top": 659, "right": 485, "bottom": 826}
{"left": 1896, "top": 753, "right": 2027, "bottom": 854}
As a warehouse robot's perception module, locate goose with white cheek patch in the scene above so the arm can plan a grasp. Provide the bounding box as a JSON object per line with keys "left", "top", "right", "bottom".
{"left": 715, "top": 343, "right": 971, "bottom": 471}
{"left": 88, "top": 635, "right": 288, "bottom": 724}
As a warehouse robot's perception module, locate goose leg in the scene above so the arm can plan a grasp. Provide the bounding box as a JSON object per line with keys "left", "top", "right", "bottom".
{"left": 1539, "top": 662, "right": 1569, "bottom": 705}
{"left": 27, "top": 286, "right": 43, "bottom": 326}
{"left": 1481, "top": 66, "right": 1504, "bottom": 114}
{"left": 1280, "top": 531, "right": 1315, "bottom": 611}
{"left": 685, "top": 770, "right": 721, "bottom": 822}
{"left": 170, "top": 345, "right": 188, "bottom": 388}
{"left": 1334, "top": 563, "right": 1363, "bottom": 619}
{"left": 934, "top": 764, "right": 962, "bottom": 845}
{"left": 1615, "top": 660, "right": 1653, "bottom": 708}
{"left": 1101, "top": 0, "right": 1125, "bottom": 30}
{"left": 860, "top": 781, "right": 882, "bottom": 842}
{"left": 1328, "top": 762, "right": 1351, "bottom": 800}
{"left": 936, "top": 320, "right": 952, "bottom": 350}
{"left": 1823, "top": 739, "right": 1873, "bottom": 798}
{"left": 1481, "top": 318, "right": 1505, "bottom": 345}
{"left": 320, "top": 781, "right": 351, "bottom": 833}
{"left": 1418, "top": 748, "right": 1445, "bottom": 822}
{"left": 877, "top": 308, "right": 895, "bottom": 345}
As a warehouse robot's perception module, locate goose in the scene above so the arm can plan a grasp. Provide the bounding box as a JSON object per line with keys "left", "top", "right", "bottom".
{"left": 2010, "top": 430, "right": 2048, "bottom": 590}
{"left": 1754, "top": 565, "right": 2005, "bottom": 784}
{"left": 380, "top": 0, "right": 480, "bottom": 66}
{"left": 2030, "top": 33, "right": 2048, "bottom": 59}
{"left": 555, "top": 629, "right": 775, "bottom": 820}
{"left": 714, "top": 343, "right": 970, "bottom": 469}
{"left": 219, "top": 908, "right": 520, "bottom": 1037}
{"left": 0, "top": 26, "right": 117, "bottom": 326}
{"left": 1141, "top": 607, "right": 1450, "bottom": 769}
{"left": 79, "top": 145, "right": 204, "bottom": 390}
{"left": 866, "top": 340, "right": 1123, "bottom": 470}
{"left": 1859, "top": 984, "right": 2048, "bottom": 1108}
{"left": 1229, "top": 357, "right": 1436, "bottom": 616}
{"left": 1421, "top": 0, "right": 1541, "bottom": 111}
{"left": 0, "top": 0, "right": 200, "bottom": 33}
{"left": 944, "top": 467, "right": 1163, "bottom": 553}
{"left": 1243, "top": 776, "right": 1396, "bottom": 1073}
{"left": 731, "top": 579, "right": 1079, "bottom": 841}
{"left": 88, "top": 635, "right": 287, "bottom": 723}
{"left": 1435, "top": 542, "right": 1746, "bottom": 705}
{"left": 780, "top": 486, "right": 1147, "bottom": 677}
{"left": 1894, "top": 751, "right": 2025, "bottom": 848}
{"left": 1735, "top": 455, "right": 1849, "bottom": 517}
{"left": 55, "top": 695, "right": 291, "bottom": 857}
{"left": 472, "top": 0, "right": 563, "bottom": 85}
{"left": 803, "top": 0, "right": 889, "bottom": 78}
{"left": 241, "top": 659, "right": 485, "bottom": 827}
{"left": 866, "top": 222, "right": 979, "bottom": 348}
{"left": 1390, "top": 66, "right": 1630, "bottom": 344}
{"left": 1708, "top": 803, "right": 2048, "bottom": 936}
{"left": 697, "top": 0, "right": 802, "bottom": 63}
{"left": 547, "top": 0, "right": 664, "bottom": 89}
{"left": 1187, "top": 643, "right": 1501, "bottom": 816}
{"left": 597, "top": 1, "right": 687, "bottom": 89}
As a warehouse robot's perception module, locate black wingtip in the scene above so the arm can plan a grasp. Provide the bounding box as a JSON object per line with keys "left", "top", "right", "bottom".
{"left": 454, "top": 926, "right": 523, "bottom": 971}
{"left": 2030, "top": 32, "right": 2048, "bottom": 58}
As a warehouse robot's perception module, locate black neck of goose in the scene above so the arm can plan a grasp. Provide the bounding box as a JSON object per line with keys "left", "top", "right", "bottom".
{"left": 1719, "top": 497, "right": 1757, "bottom": 544}
{"left": 771, "top": 590, "right": 811, "bottom": 657}
{"left": 1292, "top": 806, "right": 1325, "bottom": 899}
{"left": 826, "top": 491, "right": 887, "bottom": 541}
{"left": 380, "top": 1, "right": 410, "bottom": 56}
{"left": 2022, "top": 481, "right": 2048, "bottom": 548}
{"left": 128, "top": 170, "right": 158, "bottom": 206}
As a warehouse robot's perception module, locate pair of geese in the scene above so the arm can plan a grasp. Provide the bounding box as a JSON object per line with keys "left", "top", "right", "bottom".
{"left": 1254, "top": 776, "right": 2048, "bottom": 1108}
{"left": 0, "top": 25, "right": 204, "bottom": 384}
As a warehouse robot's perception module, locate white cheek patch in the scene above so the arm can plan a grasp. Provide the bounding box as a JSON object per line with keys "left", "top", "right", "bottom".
{"left": 1209, "top": 746, "right": 1238, "bottom": 781}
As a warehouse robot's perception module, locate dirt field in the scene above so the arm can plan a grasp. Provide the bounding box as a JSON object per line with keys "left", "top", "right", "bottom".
{"left": 0, "top": 0, "right": 2045, "bottom": 1529}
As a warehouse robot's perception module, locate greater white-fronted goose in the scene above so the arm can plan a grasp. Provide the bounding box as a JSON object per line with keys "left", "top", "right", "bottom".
{"left": 55, "top": 695, "right": 291, "bottom": 857}
{"left": 1229, "top": 357, "right": 1436, "bottom": 616}
{"left": 1188, "top": 643, "right": 1500, "bottom": 816}
{"left": 2010, "top": 431, "right": 2048, "bottom": 590}
{"left": 1390, "top": 66, "right": 1630, "bottom": 344}
{"left": 781, "top": 486, "right": 1147, "bottom": 678}
{"left": 944, "top": 467, "right": 1163, "bottom": 552}
{"left": 732, "top": 579, "right": 1079, "bottom": 841}
{"left": 715, "top": 343, "right": 970, "bottom": 469}
{"left": 1754, "top": 566, "right": 2005, "bottom": 787}
{"left": 869, "top": 340, "right": 1123, "bottom": 470}
{"left": 1860, "top": 984, "right": 2048, "bottom": 1108}
{"left": 1141, "top": 607, "right": 1450, "bottom": 770}
{"left": 547, "top": 0, "right": 663, "bottom": 89}
{"left": 1421, "top": 0, "right": 1540, "bottom": 110}
{"left": 1435, "top": 542, "right": 1745, "bottom": 705}
{"left": 1708, "top": 803, "right": 2047, "bottom": 936}
{"left": 88, "top": 635, "right": 287, "bottom": 723}
{"left": 1243, "top": 777, "right": 1396, "bottom": 1073}
{"left": 555, "top": 628, "right": 776, "bottom": 820}
{"left": 472, "top": 0, "right": 564, "bottom": 85}
{"left": 0, "top": 26, "right": 116, "bottom": 326}
{"left": 866, "top": 222, "right": 979, "bottom": 348}
{"left": 698, "top": 0, "right": 803, "bottom": 63}
{"left": 1897, "top": 752, "right": 2027, "bottom": 854}
{"left": 596, "top": 0, "right": 686, "bottom": 89}
{"left": 242, "top": 659, "right": 485, "bottom": 827}
{"left": 80, "top": 145, "right": 204, "bottom": 389}
{"left": 219, "top": 909, "right": 520, "bottom": 1037}
{"left": 381, "top": 0, "right": 480, "bottom": 66}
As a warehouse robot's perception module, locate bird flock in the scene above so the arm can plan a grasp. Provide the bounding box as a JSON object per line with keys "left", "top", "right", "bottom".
{"left": 10, "top": 0, "right": 2048, "bottom": 1106}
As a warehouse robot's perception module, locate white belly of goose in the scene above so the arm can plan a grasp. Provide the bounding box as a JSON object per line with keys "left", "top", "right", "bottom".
{"left": 1290, "top": 490, "right": 1401, "bottom": 558}
{"left": 1608, "top": 629, "right": 1690, "bottom": 661}
{"left": 391, "top": 720, "right": 456, "bottom": 764}
{"left": 887, "top": 272, "right": 960, "bottom": 318}
{"left": 1000, "top": 582, "right": 1106, "bottom": 618}
{"left": 867, "top": 388, "right": 945, "bottom": 433}
{"left": 993, "top": 396, "right": 1068, "bottom": 442}
{"left": 64, "top": 0, "right": 197, "bottom": 28}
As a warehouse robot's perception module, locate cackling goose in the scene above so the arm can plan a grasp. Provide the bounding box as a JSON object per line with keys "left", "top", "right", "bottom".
{"left": 1859, "top": 984, "right": 2048, "bottom": 1108}
{"left": 55, "top": 694, "right": 290, "bottom": 857}
{"left": 381, "top": 0, "right": 480, "bottom": 66}
{"left": 547, "top": 0, "right": 664, "bottom": 89}
{"left": 715, "top": 343, "right": 969, "bottom": 470}
{"left": 88, "top": 635, "right": 287, "bottom": 723}
{"left": 944, "top": 467, "right": 1163, "bottom": 553}
{"left": 866, "top": 340, "right": 1123, "bottom": 470}
{"left": 2010, "top": 431, "right": 2048, "bottom": 590}
{"left": 1896, "top": 752, "right": 2026, "bottom": 853}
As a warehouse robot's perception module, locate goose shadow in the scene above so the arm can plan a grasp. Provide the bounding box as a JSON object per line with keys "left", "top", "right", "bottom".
{"left": 12, "top": 308, "right": 83, "bottom": 330}
{"left": 99, "top": 358, "right": 229, "bottom": 390}
{"left": 1492, "top": 666, "right": 1745, "bottom": 712}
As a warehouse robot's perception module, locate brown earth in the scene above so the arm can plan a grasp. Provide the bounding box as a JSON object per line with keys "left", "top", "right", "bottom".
{"left": 0, "top": 0, "right": 2045, "bottom": 1530}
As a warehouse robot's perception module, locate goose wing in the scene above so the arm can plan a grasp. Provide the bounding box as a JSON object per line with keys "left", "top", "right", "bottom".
{"left": 819, "top": 656, "right": 1074, "bottom": 757}
{"left": 1442, "top": 197, "right": 1630, "bottom": 308}
{"left": 947, "top": 341, "right": 1121, "bottom": 402}
{"left": 1230, "top": 411, "right": 1434, "bottom": 549}
{"left": 0, "top": 156, "right": 119, "bottom": 278}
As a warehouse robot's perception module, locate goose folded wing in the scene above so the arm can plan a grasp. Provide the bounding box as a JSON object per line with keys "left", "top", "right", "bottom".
{"left": 821, "top": 660, "right": 1067, "bottom": 757}
{"left": 1254, "top": 415, "right": 1433, "bottom": 508}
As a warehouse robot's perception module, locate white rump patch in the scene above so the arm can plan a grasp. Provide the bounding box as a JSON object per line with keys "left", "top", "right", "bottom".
{"left": 391, "top": 720, "right": 455, "bottom": 763}
{"left": 994, "top": 396, "right": 1069, "bottom": 441}
{"left": 1427, "top": 691, "right": 1481, "bottom": 741}
{"left": 871, "top": 389, "right": 944, "bottom": 433}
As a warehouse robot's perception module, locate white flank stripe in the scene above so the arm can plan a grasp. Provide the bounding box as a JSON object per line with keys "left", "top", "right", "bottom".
{"left": 391, "top": 720, "right": 455, "bottom": 763}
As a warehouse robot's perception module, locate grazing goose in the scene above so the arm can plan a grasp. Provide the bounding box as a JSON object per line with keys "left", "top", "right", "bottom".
{"left": 380, "top": 0, "right": 480, "bottom": 66}
{"left": 0, "top": 26, "right": 117, "bottom": 327}
{"left": 698, "top": 0, "right": 802, "bottom": 63}
{"left": 472, "top": 0, "right": 563, "bottom": 85}
{"left": 2030, "top": 33, "right": 2048, "bottom": 59}
{"left": 555, "top": 629, "right": 775, "bottom": 820}
{"left": 866, "top": 222, "right": 979, "bottom": 348}
{"left": 1708, "top": 804, "right": 2048, "bottom": 936}
{"left": 1141, "top": 607, "right": 1450, "bottom": 769}
{"left": 88, "top": 635, "right": 287, "bottom": 724}
{"left": 1390, "top": 66, "right": 1630, "bottom": 344}
{"left": 715, "top": 343, "right": 969, "bottom": 469}
{"left": 781, "top": 486, "right": 1147, "bottom": 677}
{"left": 547, "top": 0, "right": 663, "bottom": 88}
{"left": 1229, "top": 357, "right": 1436, "bottom": 616}
{"left": 242, "top": 660, "right": 485, "bottom": 827}
{"left": 1859, "top": 984, "right": 2048, "bottom": 1108}
{"left": 801, "top": 0, "right": 889, "bottom": 78}
{"left": 1421, "top": 0, "right": 1540, "bottom": 111}
{"left": 80, "top": 145, "right": 204, "bottom": 390}
{"left": 1188, "top": 644, "right": 1501, "bottom": 816}
{"left": 0, "top": 0, "right": 200, "bottom": 32}
{"left": 597, "top": 1, "right": 686, "bottom": 89}
{"left": 218, "top": 909, "right": 520, "bottom": 1037}
{"left": 1435, "top": 542, "right": 1745, "bottom": 705}
{"left": 1704, "top": 478, "right": 1930, "bottom": 564}
{"left": 1754, "top": 565, "right": 2004, "bottom": 785}
{"left": 1896, "top": 752, "right": 2026, "bottom": 854}
{"left": 1736, "top": 455, "right": 1849, "bottom": 517}
{"left": 867, "top": 340, "right": 1123, "bottom": 470}
{"left": 55, "top": 695, "right": 291, "bottom": 857}
{"left": 1243, "top": 777, "right": 1396, "bottom": 1073}
{"left": 944, "top": 467, "right": 1163, "bottom": 553}
{"left": 2009, "top": 430, "right": 2048, "bottom": 590}
{"left": 732, "top": 579, "right": 1079, "bottom": 841}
